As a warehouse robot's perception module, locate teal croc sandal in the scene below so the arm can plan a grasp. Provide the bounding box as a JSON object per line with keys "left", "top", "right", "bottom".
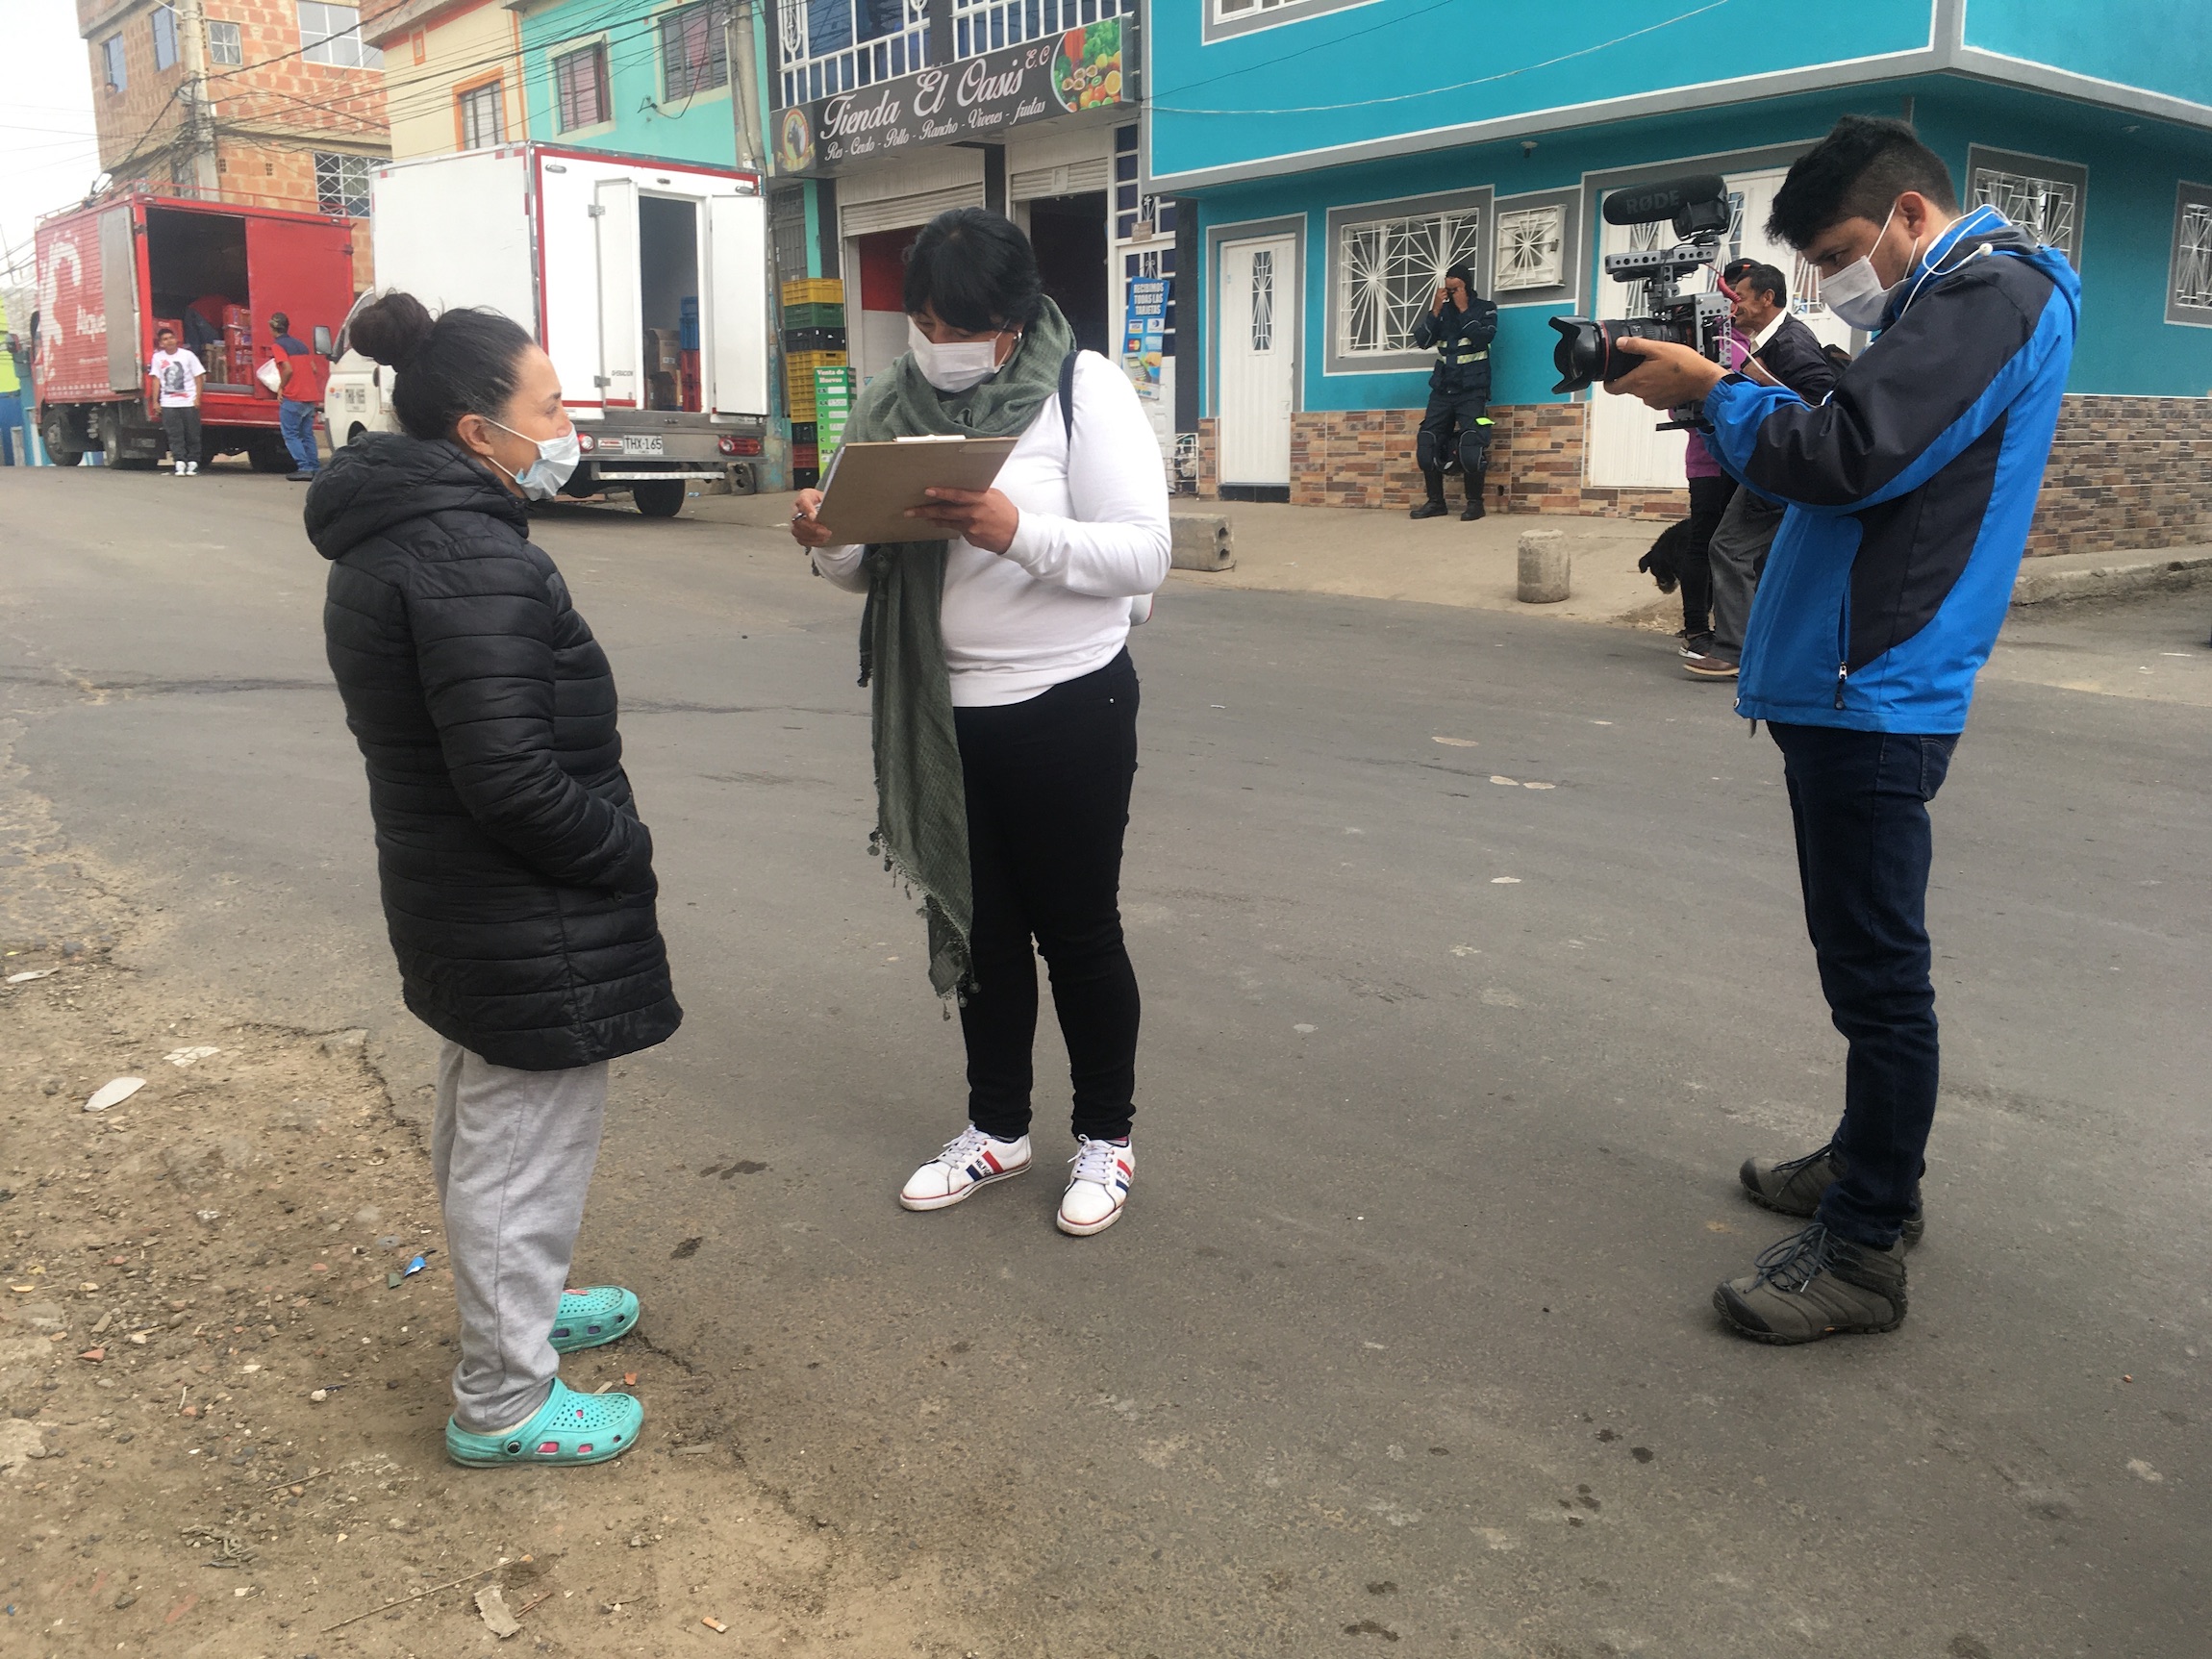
{"left": 446, "top": 1379, "right": 643, "bottom": 1468}
{"left": 550, "top": 1285, "right": 640, "bottom": 1354}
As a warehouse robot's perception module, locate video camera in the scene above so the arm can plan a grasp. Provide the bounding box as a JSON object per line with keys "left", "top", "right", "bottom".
{"left": 1548, "top": 173, "right": 1733, "bottom": 428}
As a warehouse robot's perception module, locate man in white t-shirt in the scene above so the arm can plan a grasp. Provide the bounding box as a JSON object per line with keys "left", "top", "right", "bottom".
{"left": 147, "top": 325, "right": 206, "bottom": 476}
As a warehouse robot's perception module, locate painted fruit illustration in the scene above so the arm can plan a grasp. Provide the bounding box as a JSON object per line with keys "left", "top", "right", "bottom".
{"left": 1052, "top": 19, "right": 1119, "bottom": 111}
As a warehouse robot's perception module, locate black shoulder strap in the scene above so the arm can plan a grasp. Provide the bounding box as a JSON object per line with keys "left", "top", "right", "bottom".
{"left": 1059, "top": 349, "right": 1079, "bottom": 445}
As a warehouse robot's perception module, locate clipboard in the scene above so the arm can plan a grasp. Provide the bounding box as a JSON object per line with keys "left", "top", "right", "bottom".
{"left": 813, "top": 435, "right": 1020, "bottom": 545}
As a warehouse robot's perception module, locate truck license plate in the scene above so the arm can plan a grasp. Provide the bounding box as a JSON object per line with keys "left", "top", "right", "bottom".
{"left": 621, "top": 436, "right": 665, "bottom": 456}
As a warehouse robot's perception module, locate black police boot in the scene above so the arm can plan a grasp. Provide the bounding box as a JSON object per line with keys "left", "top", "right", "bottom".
{"left": 1409, "top": 470, "right": 1449, "bottom": 519}
{"left": 1460, "top": 465, "right": 1488, "bottom": 521}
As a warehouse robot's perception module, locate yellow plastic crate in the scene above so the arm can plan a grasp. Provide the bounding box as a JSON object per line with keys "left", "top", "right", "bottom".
{"left": 781, "top": 276, "right": 844, "bottom": 306}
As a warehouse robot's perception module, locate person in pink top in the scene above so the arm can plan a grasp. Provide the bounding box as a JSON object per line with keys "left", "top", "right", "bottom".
{"left": 1670, "top": 320, "right": 1751, "bottom": 672}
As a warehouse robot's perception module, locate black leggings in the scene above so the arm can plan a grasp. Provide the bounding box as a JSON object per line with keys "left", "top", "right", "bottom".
{"left": 953, "top": 649, "right": 1141, "bottom": 1143}
{"left": 1680, "top": 474, "right": 1737, "bottom": 638}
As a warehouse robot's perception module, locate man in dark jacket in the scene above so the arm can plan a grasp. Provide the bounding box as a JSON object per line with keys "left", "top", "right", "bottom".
{"left": 1408, "top": 263, "right": 1498, "bottom": 520}
{"left": 1604, "top": 115, "right": 2078, "bottom": 1344}
{"left": 1686, "top": 261, "right": 1842, "bottom": 679}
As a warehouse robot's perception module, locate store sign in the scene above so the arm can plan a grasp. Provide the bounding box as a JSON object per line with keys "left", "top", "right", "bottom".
{"left": 775, "top": 16, "right": 1126, "bottom": 176}
{"left": 1124, "top": 276, "right": 1167, "bottom": 399}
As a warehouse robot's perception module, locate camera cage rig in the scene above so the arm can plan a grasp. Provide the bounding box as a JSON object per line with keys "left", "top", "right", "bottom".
{"left": 1548, "top": 175, "right": 1737, "bottom": 430}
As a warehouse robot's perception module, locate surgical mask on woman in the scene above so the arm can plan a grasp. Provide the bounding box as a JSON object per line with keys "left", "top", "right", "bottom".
{"left": 1820, "top": 201, "right": 1925, "bottom": 331}
{"left": 485, "top": 416, "right": 580, "bottom": 499}
{"left": 908, "top": 319, "right": 1015, "bottom": 393}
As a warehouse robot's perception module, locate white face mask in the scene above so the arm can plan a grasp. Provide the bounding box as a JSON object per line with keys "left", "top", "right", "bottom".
{"left": 1821, "top": 201, "right": 1922, "bottom": 331}
{"left": 908, "top": 319, "right": 1012, "bottom": 393}
{"left": 487, "top": 416, "right": 580, "bottom": 500}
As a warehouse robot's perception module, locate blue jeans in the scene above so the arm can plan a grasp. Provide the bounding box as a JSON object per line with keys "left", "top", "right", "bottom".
{"left": 280, "top": 399, "right": 320, "bottom": 473}
{"left": 1770, "top": 723, "right": 1959, "bottom": 1249}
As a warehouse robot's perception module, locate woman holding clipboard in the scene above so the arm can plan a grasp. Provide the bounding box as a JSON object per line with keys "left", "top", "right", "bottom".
{"left": 790, "top": 208, "right": 1170, "bottom": 1237}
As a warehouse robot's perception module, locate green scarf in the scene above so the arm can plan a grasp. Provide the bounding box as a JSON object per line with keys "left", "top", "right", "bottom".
{"left": 842, "top": 296, "right": 1075, "bottom": 999}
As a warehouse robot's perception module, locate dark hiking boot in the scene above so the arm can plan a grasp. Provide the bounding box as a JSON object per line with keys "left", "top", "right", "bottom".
{"left": 1714, "top": 1223, "right": 1907, "bottom": 1345}
{"left": 1409, "top": 499, "right": 1450, "bottom": 519}
{"left": 1739, "top": 1143, "right": 1925, "bottom": 1246}
{"left": 1460, "top": 468, "right": 1488, "bottom": 520}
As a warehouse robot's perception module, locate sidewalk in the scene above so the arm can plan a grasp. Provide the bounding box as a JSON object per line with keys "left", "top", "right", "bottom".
{"left": 713, "top": 490, "right": 2212, "bottom": 627}
{"left": 717, "top": 490, "right": 1684, "bottom": 629}
{"left": 1168, "top": 498, "right": 1675, "bottom": 627}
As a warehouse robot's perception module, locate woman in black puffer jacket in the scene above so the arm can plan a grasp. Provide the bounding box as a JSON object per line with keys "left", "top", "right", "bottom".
{"left": 309, "top": 291, "right": 678, "bottom": 1470}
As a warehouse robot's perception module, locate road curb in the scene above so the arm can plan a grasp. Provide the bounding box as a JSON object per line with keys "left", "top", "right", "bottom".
{"left": 2012, "top": 546, "right": 2212, "bottom": 607}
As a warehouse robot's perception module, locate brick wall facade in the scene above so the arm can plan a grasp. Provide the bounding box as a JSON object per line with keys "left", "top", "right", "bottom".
{"left": 1246, "top": 394, "right": 2211, "bottom": 555}
{"left": 2023, "top": 395, "right": 2212, "bottom": 557}
{"left": 80, "top": 0, "right": 392, "bottom": 285}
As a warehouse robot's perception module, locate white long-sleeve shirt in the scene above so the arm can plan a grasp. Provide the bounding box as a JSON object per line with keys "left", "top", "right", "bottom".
{"left": 810, "top": 351, "right": 1171, "bottom": 707}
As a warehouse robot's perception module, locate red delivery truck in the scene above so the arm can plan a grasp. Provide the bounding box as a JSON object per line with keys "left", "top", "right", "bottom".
{"left": 33, "top": 192, "right": 356, "bottom": 470}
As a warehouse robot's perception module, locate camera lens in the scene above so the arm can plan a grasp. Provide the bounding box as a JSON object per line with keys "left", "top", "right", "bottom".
{"left": 1550, "top": 317, "right": 1692, "bottom": 393}
{"left": 1547, "top": 316, "right": 1608, "bottom": 394}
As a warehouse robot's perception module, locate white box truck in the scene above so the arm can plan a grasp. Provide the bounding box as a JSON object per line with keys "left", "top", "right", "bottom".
{"left": 326, "top": 143, "right": 771, "bottom": 515}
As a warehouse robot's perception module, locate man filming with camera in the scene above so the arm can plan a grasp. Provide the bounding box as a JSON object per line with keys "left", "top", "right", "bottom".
{"left": 1409, "top": 264, "right": 1497, "bottom": 521}
{"left": 1602, "top": 116, "right": 2079, "bottom": 1344}
{"left": 1682, "top": 260, "right": 1842, "bottom": 680}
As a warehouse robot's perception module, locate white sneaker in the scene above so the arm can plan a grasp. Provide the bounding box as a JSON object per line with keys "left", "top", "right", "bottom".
{"left": 1057, "top": 1135, "right": 1134, "bottom": 1236}
{"left": 172, "top": 461, "right": 186, "bottom": 475}
{"left": 186, "top": 462, "right": 199, "bottom": 475}
{"left": 898, "top": 1123, "right": 1031, "bottom": 1212}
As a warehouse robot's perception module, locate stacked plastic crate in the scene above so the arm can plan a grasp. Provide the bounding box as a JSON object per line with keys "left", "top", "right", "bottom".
{"left": 783, "top": 277, "right": 849, "bottom": 489}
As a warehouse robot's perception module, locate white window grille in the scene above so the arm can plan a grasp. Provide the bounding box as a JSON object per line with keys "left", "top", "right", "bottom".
{"left": 1216, "top": 0, "right": 1307, "bottom": 16}
{"left": 953, "top": 0, "right": 1128, "bottom": 57}
{"left": 777, "top": 0, "right": 928, "bottom": 107}
{"left": 2175, "top": 202, "right": 2212, "bottom": 312}
{"left": 1250, "top": 248, "right": 1274, "bottom": 351}
{"left": 298, "top": 2, "right": 380, "bottom": 68}
{"left": 1338, "top": 208, "right": 1481, "bottom": 354}
{"left": 207, "top": 18, "right": 242, "bottom": 65}
{"left": 1971, "top": 166, "right": 2079, "bottom": 261}
{"left": 314, "top": 151, "right": 371, "bottom": 216}
{"left": 459, "top": 81, "right": 505, "bottom": 149}
{"left": 153, "top": 6, "right": 179, "bottom": 70}
{"left": 1494, "top": 205, "right": 1563, "bottom": 292}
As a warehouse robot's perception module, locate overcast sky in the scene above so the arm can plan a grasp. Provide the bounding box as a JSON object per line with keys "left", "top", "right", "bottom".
{"left": 0, "top": 0, "right": 106, "bottom": 289}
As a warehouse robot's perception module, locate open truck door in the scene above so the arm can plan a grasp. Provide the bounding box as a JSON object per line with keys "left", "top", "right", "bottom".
{"left": 593, "top": 178, "right": 641, "bottom": 409}
{"left": 707, "top": 193, "right": 769, "bottom": 417}
{"left": 243, "top": 213, "right": 355, "bottom": 393}
{"left": 99, "top": 206, "right": 140, "bottom": 393}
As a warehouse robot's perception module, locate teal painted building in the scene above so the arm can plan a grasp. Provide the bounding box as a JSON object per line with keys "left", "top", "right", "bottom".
{"left": 511, "top": 0, "right": 750, "bottom": 167}
{"left": 1146, "top": 0, "right": 2212, "bottom": 540}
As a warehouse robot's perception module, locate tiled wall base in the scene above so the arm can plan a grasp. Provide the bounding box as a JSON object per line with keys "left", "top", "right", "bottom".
{"left": 1194, "top": 396, "right": 2212, "bottom": 556}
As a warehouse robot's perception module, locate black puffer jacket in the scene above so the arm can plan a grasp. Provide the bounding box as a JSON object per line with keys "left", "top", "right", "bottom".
{"left": 309, "top": 433, "right": 681, "bottom": 1071}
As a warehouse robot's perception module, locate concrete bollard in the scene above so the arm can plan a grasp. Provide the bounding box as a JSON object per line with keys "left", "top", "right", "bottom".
{"left": 1517, "top": 529, "right": 1571, "bottom": 603}
{"left": 1169, "top": 512, "right": 1236, "bottom": 572}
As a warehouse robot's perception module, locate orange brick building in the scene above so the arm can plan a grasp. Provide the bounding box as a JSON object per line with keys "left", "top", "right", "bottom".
{"left": 80, "top": 0, "right": 399, "bottom": 286}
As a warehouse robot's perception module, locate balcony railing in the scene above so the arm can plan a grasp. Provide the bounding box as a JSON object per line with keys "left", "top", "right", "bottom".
{"left": 777, "top": 0, "right": 931, "bottom": 107}
{"left": 951, "top": 0, "right": 1128, "bottom": 57}
{"left": 774, "top": 0, "right": 1131, "bottom": 106}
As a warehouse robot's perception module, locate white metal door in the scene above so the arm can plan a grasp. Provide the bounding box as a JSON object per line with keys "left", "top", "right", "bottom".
{"left": 593, "top": 178, "right": 641, "bottom": 409}
{"left": 1585, "top": 167, "right": 1854, "bottom": 489}
{"left": 706, "top": 193, "right": 769, "bottom": 416}
{"left": 1217, "top": 235, "right": 1295, "bottom": 486}
{"left": 1585, "top": 208, "right": 1690, "bottom": 490}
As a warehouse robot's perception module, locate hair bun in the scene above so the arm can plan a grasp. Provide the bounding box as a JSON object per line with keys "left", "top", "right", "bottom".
{"left": 347, "top": 290, "right": 435, "bottom": 370}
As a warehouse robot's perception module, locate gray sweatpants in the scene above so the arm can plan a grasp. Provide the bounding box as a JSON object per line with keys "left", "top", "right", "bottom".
{"left": 1708, "top": 487, "right": 1788, "bottom": 658}
{"left": 431, "top": 1041, "right": 609, "bottom": 1433}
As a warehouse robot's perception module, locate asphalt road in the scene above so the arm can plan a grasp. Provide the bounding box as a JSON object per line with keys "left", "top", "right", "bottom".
{"left": 4, "top": 464, "right": 2207, "bottom": 1658}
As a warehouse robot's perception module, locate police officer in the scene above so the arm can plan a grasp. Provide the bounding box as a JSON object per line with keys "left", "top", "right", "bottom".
{"left": 1410, "top": 263, "right": 1497, "bottom": 521}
